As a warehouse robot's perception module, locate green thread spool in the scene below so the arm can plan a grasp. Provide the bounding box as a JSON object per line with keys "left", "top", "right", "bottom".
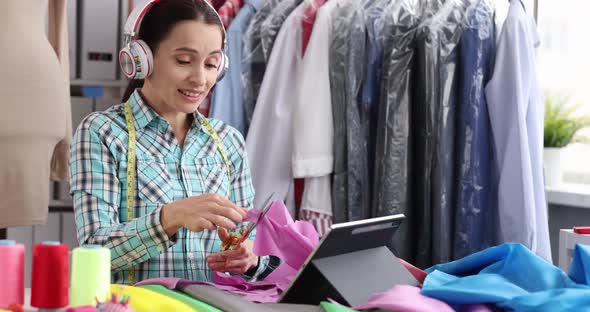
{"left": 69, "top": 245, "right": 111, "bottom": 307}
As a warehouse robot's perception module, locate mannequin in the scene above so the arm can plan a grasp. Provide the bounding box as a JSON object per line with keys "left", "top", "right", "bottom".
{"left": 0, "top": 0, "right": 71, "bottom": 229}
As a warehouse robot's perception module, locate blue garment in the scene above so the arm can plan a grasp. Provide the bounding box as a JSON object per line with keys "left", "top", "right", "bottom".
{"left": 423, "top": 243, "right": 590, "bottom": 311}
{"left": 485, "top": 0, "right": 551, "bottom": 261}
{"left": 210, "top": 0, "right": 264, "bottom": 136}
{"left": 452, "top": 0, "right": 496, "bottom": 260}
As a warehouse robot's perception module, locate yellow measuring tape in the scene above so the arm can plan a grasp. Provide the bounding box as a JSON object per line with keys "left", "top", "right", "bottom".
{"left": 124, "top": 101, "right": 231, "bottom": 285}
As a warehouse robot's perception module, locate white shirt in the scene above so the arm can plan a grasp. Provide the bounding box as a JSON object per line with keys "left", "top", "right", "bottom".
{"left": 246, "top": 4, "right": 306, "bottom": 216}
{"left": 291, "top": 0, "right": 343, "bottom": 217}
{"left": 485, "top": 0, "right": 551, "bottom": 261}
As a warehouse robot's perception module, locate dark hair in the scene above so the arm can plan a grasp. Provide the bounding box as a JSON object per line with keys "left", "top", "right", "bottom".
{"left": 122, "top": 0, "right": 225, "bottom": 102}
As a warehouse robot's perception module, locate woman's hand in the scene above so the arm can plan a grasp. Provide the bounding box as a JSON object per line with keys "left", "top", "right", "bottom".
{"left": 160, "top": 194, "right": 246, "bottom": 236}
{"left": 207, "top": 227, "right": 259, "bottom": 274}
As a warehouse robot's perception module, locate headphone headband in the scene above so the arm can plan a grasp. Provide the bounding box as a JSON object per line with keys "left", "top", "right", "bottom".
{"left": 123, "top": 0, "right": 227, "bottom": 47}
{"left": 120, "top": 0, "right": 229, "bottom": 80}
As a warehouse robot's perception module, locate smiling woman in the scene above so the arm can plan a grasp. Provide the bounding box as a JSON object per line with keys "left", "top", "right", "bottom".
{"left": 69, "top": 0, "right": 274, "bottom": 286}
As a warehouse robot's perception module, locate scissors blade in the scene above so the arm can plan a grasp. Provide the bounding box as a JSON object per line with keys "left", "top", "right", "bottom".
{"left": 240, "top": 192, "right": 275, "bottom": 240}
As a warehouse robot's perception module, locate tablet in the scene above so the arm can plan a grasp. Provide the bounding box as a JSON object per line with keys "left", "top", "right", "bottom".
{"left": 278, "top": 214, "right": 418, "bottom": 306}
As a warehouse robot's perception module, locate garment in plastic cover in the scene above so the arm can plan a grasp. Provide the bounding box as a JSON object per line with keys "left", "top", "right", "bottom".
{"left": 329, "top": 0, "right": 355, "bottom": 224}
{"left": 452, "top": 0, "right": 496, "bottom": 261}
{"left": 373, "top": 0, "right": 421, "bottom": 263}
{"left": 241, "top": 0, "right": 282, "bottom": 129}
{"left": 360, "top": 0, "right": 390, "bottom": 222}
{"left": 344, "top": 0, "right": 369, "bottom": 222}
{"left": 260, "top": 0, "right": 303, "bottom": 62}
{"left": 411, "top": 0, "right": 481, "bottom": 268}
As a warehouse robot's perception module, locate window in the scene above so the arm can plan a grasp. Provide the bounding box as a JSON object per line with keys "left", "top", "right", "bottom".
{"left": 537, "top": 0, "right": 590, "bottom": 185}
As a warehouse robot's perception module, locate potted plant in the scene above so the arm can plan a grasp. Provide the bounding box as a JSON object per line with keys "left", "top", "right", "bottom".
{"left": 544, "top": 94, "right": 590, "bottom": 186}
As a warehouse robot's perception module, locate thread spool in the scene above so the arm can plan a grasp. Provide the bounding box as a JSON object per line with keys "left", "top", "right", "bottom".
{"left": 31, "top": 241, "right": 69, "bottom": 310}
{"left": 70, "top": 245, "right": 111, "bottom": 307}
{"left": 0, "top": 240, "right": 25, "bottom": 309}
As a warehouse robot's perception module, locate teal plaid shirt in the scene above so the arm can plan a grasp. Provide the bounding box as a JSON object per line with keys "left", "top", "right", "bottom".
{"left": 69, "top": 90, "right": 270, "bottom": 284}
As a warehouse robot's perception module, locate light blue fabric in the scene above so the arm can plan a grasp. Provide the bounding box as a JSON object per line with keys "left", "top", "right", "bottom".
{"left": 422, "top": 243, "right": 590, "bottom": 311}
{"left": 210, "top": 0, "right": 264, "bottom": 136}
{"left": 484, "top": 0, "right": 551, "bottom": 261}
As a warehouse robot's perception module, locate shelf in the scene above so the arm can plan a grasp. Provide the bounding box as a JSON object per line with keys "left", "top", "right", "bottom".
{"left": 547, "top": 183, "right": 590, "bottom": 209}
{"left": 71, "top": 79, "right": 128, "bottom": 87}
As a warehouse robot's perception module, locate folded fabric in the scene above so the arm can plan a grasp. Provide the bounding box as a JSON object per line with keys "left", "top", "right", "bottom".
{"left": 138, "top": 284, "right": 222, "bottom": 312}
{"left": 182, "top": 284, "right": 323, "bottom": 312}
{"left": 422, "top": 243, "right": 590, "bottom": 311}
{"left": 135, "top": 277, "right": 279, "bottom": 303}
{"left": 353, "top": 285, "right": 454, "bottom": 312}
{"left": 320, "top": 302, "right": 358, "bottom": 312}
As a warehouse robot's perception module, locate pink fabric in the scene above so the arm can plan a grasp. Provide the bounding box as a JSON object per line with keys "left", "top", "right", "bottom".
{"left": 135, "top": 277, "right": 280, "bottom": 303}
{"left": 349, "top": 285, "right": 493, "bottom": 312}
{"left": 138, "top": 201, "right": 321, "bottom": 303}
{"left": 353, "top": 285, "right": 454, "bottom": 312}
{"left": 214, "top": 201, "right": 319, "bottom": 301}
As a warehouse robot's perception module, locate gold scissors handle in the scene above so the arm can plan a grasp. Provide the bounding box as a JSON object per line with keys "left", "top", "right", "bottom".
{"left": 221, "top": 192, "right": 275, "bottom": 251}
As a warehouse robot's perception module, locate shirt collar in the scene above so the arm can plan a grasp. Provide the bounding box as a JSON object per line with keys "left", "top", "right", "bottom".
{"left": 128, "top": 89, "right": 206, "bottom": 132}
{"left": 127, "top": 89, "right": 159, "bottom": 130}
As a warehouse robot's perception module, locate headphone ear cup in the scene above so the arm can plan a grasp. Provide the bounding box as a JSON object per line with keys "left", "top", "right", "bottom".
{"left": 217, "top": 52, "right": 229, "bottom": 82}
{"left": 119, "top": 46, "right": 136, "bottom": 79}
{"left": 130, "top": 40, "right": 154, "bottom": 79}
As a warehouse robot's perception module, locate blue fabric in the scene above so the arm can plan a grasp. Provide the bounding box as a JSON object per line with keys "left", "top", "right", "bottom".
{"left": 422, "top": 243, "right": 590, "bottom": 311}
{"left": 452, "top": 0, "right": 496, "bottom": 260}
{"left": 210, "top": 0, "right": 263, "bottom": 136}
{"left": 569, "top": 244, "right": 590, "bottom": 284}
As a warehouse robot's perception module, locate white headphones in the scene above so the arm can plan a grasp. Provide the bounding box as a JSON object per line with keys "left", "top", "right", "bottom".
{"left": 119, "top": 0, "right": 229, "bottom": 81}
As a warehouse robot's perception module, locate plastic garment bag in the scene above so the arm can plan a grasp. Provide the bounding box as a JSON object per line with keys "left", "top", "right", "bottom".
{"left": 360, "top": 0, "right": 390, "bottom": 218}
{"left": 412, "top": 0, "right": 477, "bottom": 267}
{"left": 373, "top": 0, "right": 422, "bottom": 263}
{"left": 452, "top": 0, "right": 496, "bottom": 260}
{"left": 260, "top": 0, "right": 303, "bottom": 62}
{"left": 329, "top": 0, "right": 356, "bottom": 223}
{"left": 345, "top": 0, "right": 369, "bottom": 222}
{"left": 241, "top": 0, "right": 282, "bottom": 129}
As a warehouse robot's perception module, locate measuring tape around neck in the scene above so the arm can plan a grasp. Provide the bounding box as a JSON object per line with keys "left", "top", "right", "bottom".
{"left": 123, "top": 100, "right": 232, "bottom": 285}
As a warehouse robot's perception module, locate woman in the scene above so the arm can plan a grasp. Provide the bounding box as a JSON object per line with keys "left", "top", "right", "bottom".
{"left": 70, "top": 0, "right": 273, "bottom": 284}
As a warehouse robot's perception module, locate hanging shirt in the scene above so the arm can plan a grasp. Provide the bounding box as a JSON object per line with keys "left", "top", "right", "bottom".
{"left": 211, "top": 0, "right": 264, "bottom": 136}
{"left": 246, "top": 4, "right": 306, "bottom": 217}
{"left": 293, "top": 0, "right": 336, "bottom": 201}
{"left": 293, "top": 0, "right": 330, "bottom": 236}
{"left": 241, "top": 0, "right": 283, "bottom": 130}
{"left": 70, "top": 90, "right": 271, "bottom": 284}
{"left": 452, "top": 0, "right": 496, "bottom": 260}
{"left": 485, "top": 0, "right": 551, "bottom": 261}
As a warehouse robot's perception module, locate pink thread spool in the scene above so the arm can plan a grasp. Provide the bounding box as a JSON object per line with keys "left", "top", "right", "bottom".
{"left": 0, "top": 240, "right": 25, "bottom": 309}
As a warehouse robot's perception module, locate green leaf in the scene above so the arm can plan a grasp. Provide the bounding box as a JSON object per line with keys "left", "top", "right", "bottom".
{"left": 544, "top": 92, "right": 590, "bottom": 148}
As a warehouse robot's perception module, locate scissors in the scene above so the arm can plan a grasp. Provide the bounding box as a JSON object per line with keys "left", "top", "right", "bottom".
{"left": 221, "top": 192, "right": 275, "bottom": 251}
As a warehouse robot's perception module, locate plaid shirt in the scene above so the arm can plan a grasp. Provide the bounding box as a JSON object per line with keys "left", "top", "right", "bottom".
{"left": 70, "top": 90, "right": 271, "bottom": 284}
